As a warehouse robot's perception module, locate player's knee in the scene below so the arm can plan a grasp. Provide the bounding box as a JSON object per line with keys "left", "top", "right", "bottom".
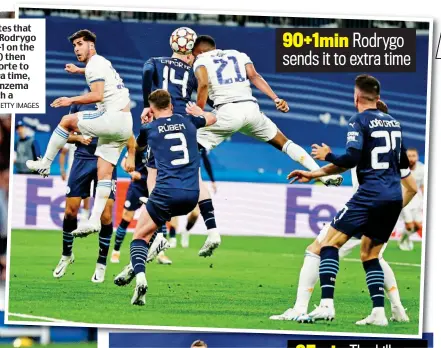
{"left": 306, "top": 242, "right": 321, "bottom": 255}
{"left": 60, "top": 114, "right": 74, "bottom": 129}
{"left": 64, "top": 205, "right": 79, "bottom": 219}
{"left": 360, "top": 249, "right": 377, "bottom": 262}
{"left": 122, "top": 209, "right": 134, "bottom": 222}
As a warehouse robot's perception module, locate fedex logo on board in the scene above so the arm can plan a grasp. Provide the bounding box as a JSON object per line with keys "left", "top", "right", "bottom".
{"left": 284, "top": 187, "right": 338, "bottom": 235}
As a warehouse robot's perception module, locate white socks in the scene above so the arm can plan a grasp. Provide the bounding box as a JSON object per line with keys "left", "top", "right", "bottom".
{"left": 380, "top": 258, "right": 403, "bottom": 308}
{"left": 282, "top": 140, "right": 321, "bottom": 172}
{"left": 89, "top": 180, "right": 112, "bottom": 224}
{"left": 42, "top": 126, "right": 69, "bottom": 165}
{"left": 293, "top": 251, "right": 320, "bottom": 312}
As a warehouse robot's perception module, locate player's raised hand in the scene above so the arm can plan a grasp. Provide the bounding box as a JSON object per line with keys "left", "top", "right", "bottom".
{"left": 274, "top": 98, "right": 289, "bottom": 113}
{"left": 186, "top": 101, "right": 203, "bottom": 116}
{"left": 65, "top": 63, "right": 82, "bottom": 74}
{"left": 129, "top": 171, "right": 142, "bottom": 181}
{"left": 140, "top": 107, "right": 153, "bottom": 124}
{"left": 287, "top": 170, "right": 313, "bottom": 184}
{"left": 50, "top": 97, "right": 72, "bottom": 108}
{"left": 311, "top": 143, "right": 331, "bottom": 161}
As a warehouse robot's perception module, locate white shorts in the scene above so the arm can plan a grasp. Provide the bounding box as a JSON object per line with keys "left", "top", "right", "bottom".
{"left": 316, "top": 223, "right": 387, "bottom": 259}
{"left": 197, "top": 101, "right": 278, "bottom": 150}
{"left": 77, "top": 110, "right": 133, "bottom": 165}
{"left": 401, "top": 198, "right": 423, "bottom": 224}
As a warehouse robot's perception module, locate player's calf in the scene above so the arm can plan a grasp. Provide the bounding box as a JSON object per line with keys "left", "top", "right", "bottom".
{"left": 26, "top": 114, "right": 79, "bottom": 177}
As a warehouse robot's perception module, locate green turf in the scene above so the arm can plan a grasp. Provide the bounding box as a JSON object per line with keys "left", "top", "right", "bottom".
{"left": 8, "top": 229, "right": 423, "bottom": 335}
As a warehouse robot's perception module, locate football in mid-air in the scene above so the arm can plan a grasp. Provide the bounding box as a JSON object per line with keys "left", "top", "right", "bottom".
{"left": 169, "top": 27, "right": 197, "bottom": 54}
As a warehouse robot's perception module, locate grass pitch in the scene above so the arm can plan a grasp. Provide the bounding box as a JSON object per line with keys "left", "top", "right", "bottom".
{"left": 7, "top": 230, "right": 422, "bottom": 335}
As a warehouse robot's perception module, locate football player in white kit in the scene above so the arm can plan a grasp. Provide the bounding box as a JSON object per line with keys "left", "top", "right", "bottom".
{"left": 190, "top": 35, "right": 343, "bottom": 256}
{"left": 398, "top": 148, "right": 424, "bottom": 251}
{"left": 191, "top": 35, "right": 343, "bottom": 187}
{"left": 26, "top": 29, "right": 135, "bottom": 237}
{"left": 269, "top": 100, "right": 417, "bottom": 324}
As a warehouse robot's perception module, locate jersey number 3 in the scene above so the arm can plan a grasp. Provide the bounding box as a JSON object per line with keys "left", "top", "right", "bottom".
{"left": 165, "top": 132, "right": 189, "bottom": 166}
{"left": 371, "top": 130, "right": 401, "bottom": 170}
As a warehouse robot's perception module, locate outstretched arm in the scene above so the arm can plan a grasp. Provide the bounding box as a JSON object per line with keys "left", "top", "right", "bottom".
{"left": 185, "top": 102, "right": 217, "bottom": 126}
{"left": 245, "top": 64, "right": 289, "bottom": 112}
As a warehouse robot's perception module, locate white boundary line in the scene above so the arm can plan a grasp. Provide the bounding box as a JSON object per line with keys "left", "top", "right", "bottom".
{"left": 4, "top": 3, "right": 432, "bottom": 341}
{"left": 8, "top": 312, "right": 73, "bottom": 323}
{"left": 343, "top": 258, "right": 421, "bottom": 267}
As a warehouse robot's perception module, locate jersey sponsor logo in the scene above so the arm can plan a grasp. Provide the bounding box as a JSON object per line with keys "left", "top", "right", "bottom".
{"left": 368, "top": 118, "right": 400, "bottom": 129}
{"left": 349, "top": 122, "right": 356, "bottom": 128}
{"left": 158, "top": 123, "right": 186, "bottom": 133}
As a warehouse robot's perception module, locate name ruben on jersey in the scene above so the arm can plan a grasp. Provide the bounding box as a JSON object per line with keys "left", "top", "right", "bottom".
{"left": 158, "top": 123, "right": 186, "bottom": 133}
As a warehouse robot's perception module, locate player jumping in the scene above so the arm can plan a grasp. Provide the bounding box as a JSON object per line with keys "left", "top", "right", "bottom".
{"left": 121, "top": 90, "right": 216, "bottom": 305}
{"left": 287, "top": 75, "right": 412, "bottom": 326}
{"left": 190, "top": 35, "right": 343, "bottom": 254}
{"left": 25, "top": 29, "right": 134, "bottom": 237}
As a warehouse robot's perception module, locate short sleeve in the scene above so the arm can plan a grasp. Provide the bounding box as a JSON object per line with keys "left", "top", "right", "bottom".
{"left": 193, "top": 56, "right": 208, "bottom": 72}
{"left": 85, "top": 57, "right": 106, "bottom": 84}
{"left": 240, "top": 52, "right": 252, "bottom": 65}
{"left": 401, "top": 168, "right": 411, "bottom": 178}
{"left": 188, "top": 115, "right": 206, "bottom": 129}
{"left": 346, "top": 114, "right": 364, "bottom": 150}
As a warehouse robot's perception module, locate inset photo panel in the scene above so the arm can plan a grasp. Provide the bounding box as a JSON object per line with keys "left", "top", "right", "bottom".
{"left": 6, "top": 5, "right": 432, "bottom": 338}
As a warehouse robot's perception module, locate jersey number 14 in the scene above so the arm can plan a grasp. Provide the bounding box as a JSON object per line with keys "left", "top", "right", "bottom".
{"left": 162, "top": 66, "right": 189, "bottom": 98}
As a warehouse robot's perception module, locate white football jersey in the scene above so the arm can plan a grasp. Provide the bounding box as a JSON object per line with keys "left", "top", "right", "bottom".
{"left": 85, "top": 54, "right": 130, "bottom": 112}
{"left": 411, "top": 161, "right": 425, "bottom": 189}
{"left": 193, "top": 49, "right": 256, "bottom": 106}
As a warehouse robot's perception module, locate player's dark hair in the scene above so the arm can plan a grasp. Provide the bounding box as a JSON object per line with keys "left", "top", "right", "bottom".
{"left": 407, "top": 147, "right": 418, "bottom": 153}
{"left": 68, "top": 29, "right": 97, "bottom": 44}
{"left": 376, "top": 100, "right": 388, "bottom": 114}
{"left": 148, "top": 89, "right": 171, "bottom": 110}
{"left": 191, "top": 340, "right": 208, "bottom": 348}
{"left": 355, "top": 74, "right": 380, "bottom": 101}
{"left": 193, "top": 35, "right": 216, "bottom": 51}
